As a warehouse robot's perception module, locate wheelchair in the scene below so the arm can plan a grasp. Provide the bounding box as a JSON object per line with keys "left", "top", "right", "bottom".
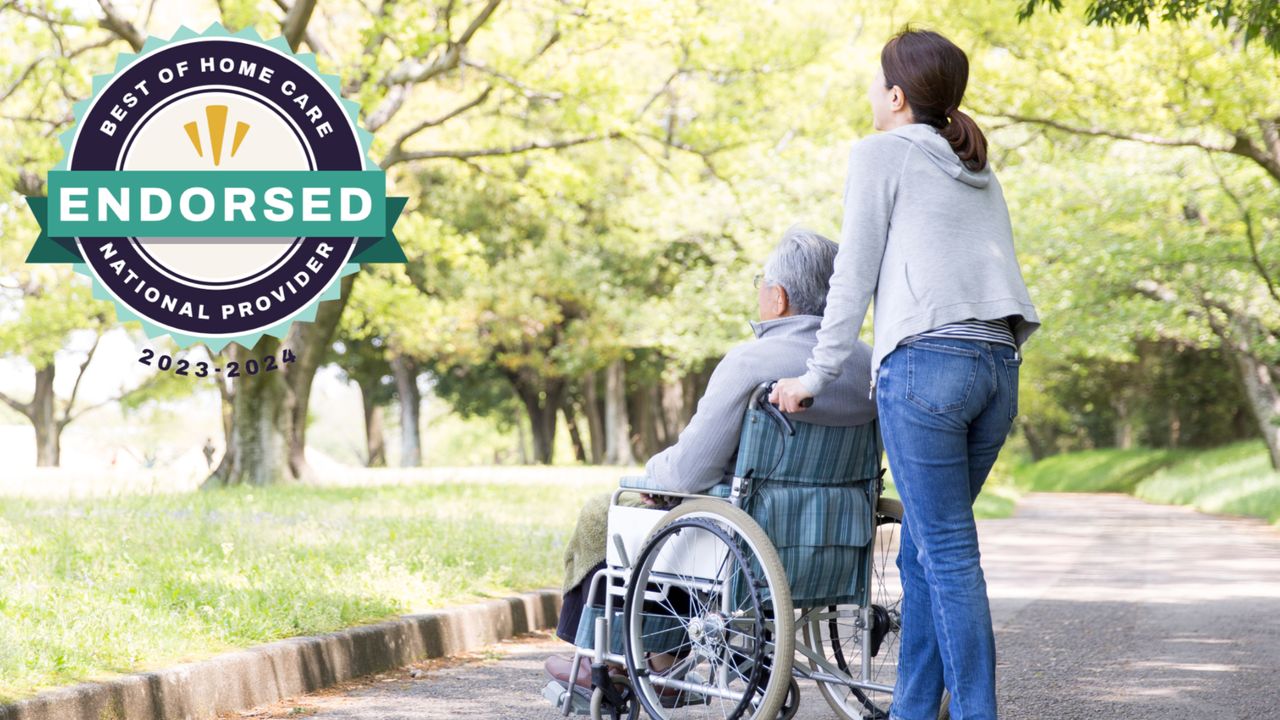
{"left": 544, "top": 382, "right": 951, "bottom": 720}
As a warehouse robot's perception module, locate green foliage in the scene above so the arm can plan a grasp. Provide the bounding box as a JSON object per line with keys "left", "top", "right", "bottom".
{"left": 1017, "top": 0, "right": 1280, "bottom": 53}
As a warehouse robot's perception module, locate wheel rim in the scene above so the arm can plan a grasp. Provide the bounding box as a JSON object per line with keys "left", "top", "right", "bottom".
{"left": 623, "top": 513, "right": 786, "bottom": 719}
{"left": 804, "top": 509, "right": 903, "bottom": 719}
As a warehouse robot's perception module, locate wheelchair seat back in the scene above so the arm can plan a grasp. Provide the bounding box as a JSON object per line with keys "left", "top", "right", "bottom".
{"left": 733, "top": 406, "right": 883, "bottom": 609}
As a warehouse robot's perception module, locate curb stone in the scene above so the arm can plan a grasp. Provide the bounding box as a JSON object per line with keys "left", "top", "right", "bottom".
{"left": 0, "top": 590, "right": 562, "bottom": 720}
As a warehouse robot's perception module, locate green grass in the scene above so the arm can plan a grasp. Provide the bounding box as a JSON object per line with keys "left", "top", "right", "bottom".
{"left": 0, "top": 458, "right": 1024, "bottom": 704}
{"left": 1014, "top": 440, "right": 1280, "bottom": 524}
{"left": 0, "top": 474, "right": 617, "bottom": 703}
{"left": 1134, "top": 441, "right": 1280, "bottom": 523}
{"left": 1013, "top": 447, "right": 1187, "bottom": 493}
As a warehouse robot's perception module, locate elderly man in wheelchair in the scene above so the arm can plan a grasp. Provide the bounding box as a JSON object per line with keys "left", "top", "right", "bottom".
{"left": 543, "top": 227, "right": 909, "bottom": 720}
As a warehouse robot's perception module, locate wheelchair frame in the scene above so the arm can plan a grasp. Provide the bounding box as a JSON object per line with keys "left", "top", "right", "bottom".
{"left": 553, "top": 382, "right": 904, "bottom": 720}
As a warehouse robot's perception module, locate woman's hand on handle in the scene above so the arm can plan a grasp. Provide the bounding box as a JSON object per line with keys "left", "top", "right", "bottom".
{"left": 769, "top": 377, "right": 813, "bottom": 414}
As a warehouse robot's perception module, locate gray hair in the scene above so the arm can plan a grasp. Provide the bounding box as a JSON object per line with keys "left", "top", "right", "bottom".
{"left": 761, "top": 226, "right": 839, "bottom": 316}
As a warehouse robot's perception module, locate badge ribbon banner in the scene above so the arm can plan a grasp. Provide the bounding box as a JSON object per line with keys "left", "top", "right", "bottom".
{"left": 23, "top": 23, "right": 407, "bottom": 351}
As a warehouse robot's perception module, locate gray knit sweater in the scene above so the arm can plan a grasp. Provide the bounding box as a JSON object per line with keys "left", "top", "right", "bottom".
{"left": 796, "top": 123, "right": 1041, "bottom": 397}
{"left": 646, "top": 314, "right": 876, "bottom": 493}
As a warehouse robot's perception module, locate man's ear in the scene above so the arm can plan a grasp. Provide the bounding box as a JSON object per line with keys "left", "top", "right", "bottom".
{"left": 776, "top": 286, "right": 790, "bottom": 316}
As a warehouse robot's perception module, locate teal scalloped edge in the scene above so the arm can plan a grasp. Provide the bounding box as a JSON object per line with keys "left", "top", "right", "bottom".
{"left": 60, "top": 23, "right": 386, "bottom": 351}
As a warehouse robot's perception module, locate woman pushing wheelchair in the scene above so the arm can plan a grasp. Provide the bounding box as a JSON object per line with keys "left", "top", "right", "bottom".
{"left": 771, "top": 28, "right": 1040, "bottom": 720}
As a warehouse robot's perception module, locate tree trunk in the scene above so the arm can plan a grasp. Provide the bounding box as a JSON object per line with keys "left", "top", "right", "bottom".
{"left": 604, "top": 359, "right": 634, "bottom": 465}
{"left": 1112, "top": 394, "right": 1135, "bottom": 449}
{"left": 1232, "top": 351, "right": 1280, "bottom": 469}
{"left": 32, "top": 364, "right": 59, "bottom": 467}
{"left": 391, "top": 355, "right": 422, "bottom": 467}
{"left": 210, "top": 341, "right": 295, "bottom": 486}
{"left": 583, "top": 370, "right": 605, "bottom": 463}
{"left": 1021, "top": 422, "right": 1053, "bottom": 462}
{"left": 516, "top": 416, "right": 530, "bottom": 464}
{"left": 626, "top": 380, "right": 663, "bottom": 460}
{"left": 358, "top": 376, "right": 387, "bottom": 467}
{"left": 661, "top": 378, "right": 687, "bottom": 443}
{"left": 204, "top": 275, "right": 355, "bottom": 488}
{"left": 511, "top": 377, "right": 565, "bottom": 464}
{"left": 563, "top": 400, "right": 587, "bottom": 463}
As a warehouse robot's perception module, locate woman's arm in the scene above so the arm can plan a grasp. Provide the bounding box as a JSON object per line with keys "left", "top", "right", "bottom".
{"left": 774, "top": 135, "right": 907, "bottom": 410}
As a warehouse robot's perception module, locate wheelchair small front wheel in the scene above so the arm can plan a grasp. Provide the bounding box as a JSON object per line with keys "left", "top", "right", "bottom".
{"left": 623, "top": 499, "right": 795, "bottom": 720}
{"left": 590, "top": 675, "right": 639, "bottom": 720}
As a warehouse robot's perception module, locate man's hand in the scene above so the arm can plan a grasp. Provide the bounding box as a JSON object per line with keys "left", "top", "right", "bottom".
{"left": 641, "top": 493, "right": 677, "bottom": 508}
{"left": 769, "top": 377, "right": 813, "bottom": 413}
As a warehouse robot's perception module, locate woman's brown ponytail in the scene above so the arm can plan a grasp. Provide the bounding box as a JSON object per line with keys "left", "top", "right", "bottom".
{"left": 940, "top": 108, "right": 987, "bottom": 172}
{"left": 881, "top": 28, "right": 988, "bottom": 171}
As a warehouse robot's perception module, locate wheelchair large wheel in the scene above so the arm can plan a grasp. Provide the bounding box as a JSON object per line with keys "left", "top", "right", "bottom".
{"left": 623, "top": 499, "right": 794, "bottom": 720}
{"left": 802, "top": 495, "right": 904, "bottom": 720}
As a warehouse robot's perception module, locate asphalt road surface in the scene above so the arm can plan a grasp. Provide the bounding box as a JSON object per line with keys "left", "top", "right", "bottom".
{"left": 223, "top": 493, "right": 1280, "bottom": 720}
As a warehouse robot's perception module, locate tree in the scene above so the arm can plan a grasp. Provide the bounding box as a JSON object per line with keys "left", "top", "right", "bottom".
{"left": 329, "top": 338, "right": 394, "bottom": 466}
{"left": 332, "top": 0, "right": 851, "bottom": 465}
{"left": 879, "top": 0, "right": 1280, "bottom": 465}
{"left": 1017, "top": 0, "right": 1280, "bottom": 54}
{"left": 4, "top": 0, "right": 678, "bottom": 481}
{"left": 0, "top": 179, "right": 191, "bottom": 465}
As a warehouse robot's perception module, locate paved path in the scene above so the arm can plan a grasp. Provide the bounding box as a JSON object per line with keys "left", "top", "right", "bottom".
{"left": 220, "top": 493, "right": 1280, "bottom": 720}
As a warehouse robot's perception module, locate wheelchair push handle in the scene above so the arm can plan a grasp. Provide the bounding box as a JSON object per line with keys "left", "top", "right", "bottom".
{"left": 756, "top": 381, "right": 812, "bottom": 436}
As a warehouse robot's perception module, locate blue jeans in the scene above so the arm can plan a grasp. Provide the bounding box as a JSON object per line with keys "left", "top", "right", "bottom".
{"left": 877, "top": 337, "right": 1021, "bottom": 720}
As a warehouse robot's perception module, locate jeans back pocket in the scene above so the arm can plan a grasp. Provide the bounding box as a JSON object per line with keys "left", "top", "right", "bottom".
{"left": 904, "top": 341, "right": 980, "bottom": 414}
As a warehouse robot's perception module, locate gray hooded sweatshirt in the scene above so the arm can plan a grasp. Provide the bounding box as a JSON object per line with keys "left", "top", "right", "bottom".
{"left": 796, "top": 123, "right": 1041, "bottom": 397}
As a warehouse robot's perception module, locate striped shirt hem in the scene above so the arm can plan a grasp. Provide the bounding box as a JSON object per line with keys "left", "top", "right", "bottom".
{"left": 907, "top": 317, "right": 1017, "bottom": 349}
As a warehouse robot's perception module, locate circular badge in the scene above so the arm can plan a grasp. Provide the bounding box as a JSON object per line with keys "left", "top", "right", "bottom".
{"left": 32, "top": 24, "right": 403, "bottom": 350}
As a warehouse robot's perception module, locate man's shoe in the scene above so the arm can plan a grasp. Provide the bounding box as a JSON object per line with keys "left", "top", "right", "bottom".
{"left": 543, "top": 654, "right": 593, "bottom": 690}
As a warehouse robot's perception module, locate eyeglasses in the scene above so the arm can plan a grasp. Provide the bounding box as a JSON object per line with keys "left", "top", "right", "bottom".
{"left": 753, "top": 274, "right": 767, "bottom": 289}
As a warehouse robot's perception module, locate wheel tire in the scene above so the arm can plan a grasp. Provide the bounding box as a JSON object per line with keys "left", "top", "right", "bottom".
{"left": 778, "top": 676, "right": 801, "bottom": 720}
{"left": 876, "top": 496, "right": 903, "bottom": 523}
{"left": 804, "top": 493, "right": 904, "bottom": 720}
{"left": 623, "top": 499, "right": 795, "bottom": 720}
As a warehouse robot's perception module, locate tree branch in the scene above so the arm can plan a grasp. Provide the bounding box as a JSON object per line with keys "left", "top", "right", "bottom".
{"left": 269, "top": 0, "right": 327, "bottom": 55}
{"left": 992, "top": 111, "right": 1280, "bottom": 183}
{"left": 60, "top": 333, "right": 101, "bottom": 426}
{"left": 0, "top": 56, "right": 45, "bottom": 106}
{"left": 383, "top": 130, "right": 620, "bottom": 168}
{"left": 96, "top": 0, "right": 144, "bottom": 52}
{"left": 364, "top": 0, "right": 502, "bottom": 132}
{"left": 381, "top": 86, "right": 493, "bottom": 167}
{"left": 345, "top": 0, "right": 398, "bottom": 95}
{"left": 460, "top": 58, "right": 563, "bottom": 101}
{"left": 280, "top": 0, "right": 319, "bottom": 52}
{"left": 0, "top": 389, "right": 31, "bottom": 418}
{"left": 1211, "top": 159, "right": 1280, "bottom": 305}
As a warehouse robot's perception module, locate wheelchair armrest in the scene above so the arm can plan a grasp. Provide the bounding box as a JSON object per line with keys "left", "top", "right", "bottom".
{"left": 618, "top": 475, "right": 666, "bottom": 492}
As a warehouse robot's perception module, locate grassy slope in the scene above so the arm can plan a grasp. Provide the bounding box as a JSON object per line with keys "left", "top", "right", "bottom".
{"left": 1134, "top": 442, "right": 1280, "bottom": 523}
{"left": 0, "top": 476, "right": 616, "bottom": 703}
{"left": 1015, "top": 440, "right": 1280, "bottom": 524}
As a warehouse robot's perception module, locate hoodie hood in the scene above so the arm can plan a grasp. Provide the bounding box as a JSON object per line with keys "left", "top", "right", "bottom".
{"left": 888, "top": 123, "right": 990, "bottom": 189}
